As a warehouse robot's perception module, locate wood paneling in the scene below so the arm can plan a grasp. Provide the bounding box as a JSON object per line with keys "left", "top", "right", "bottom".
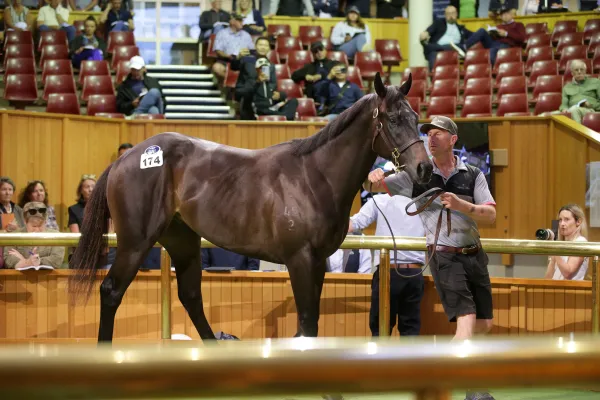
{"left": 0, "top": 270, "right": 592, "bottom": 340}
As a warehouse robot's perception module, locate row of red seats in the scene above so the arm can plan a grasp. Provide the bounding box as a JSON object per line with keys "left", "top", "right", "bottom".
{"left": 524, "top": 19, "right": 600, "bottom": 42}
{"left": 4, "top": 30, "right": 135, "bottom": 55}
{"left": 44, "top": 93, "right": 166, "bottom": 118}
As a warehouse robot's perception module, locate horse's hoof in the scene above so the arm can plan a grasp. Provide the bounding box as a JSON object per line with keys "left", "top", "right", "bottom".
{"left": 214, "top": 331, "right": 240, "bottom": 340}
{"left": 322, "top": 394, "right": 344, "bottom": 400}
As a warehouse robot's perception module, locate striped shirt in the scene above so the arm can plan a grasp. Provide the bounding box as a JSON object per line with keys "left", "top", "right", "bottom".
{"left": 383, "top": 156, "right": 496, "bottom": 248}
{"left": 213, "top": 27, "right": 254, "bottom": 57}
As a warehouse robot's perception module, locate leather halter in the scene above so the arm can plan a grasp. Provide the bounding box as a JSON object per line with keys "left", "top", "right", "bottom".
{"left": 371, "top": 105, "right": 421, "bottom": 173}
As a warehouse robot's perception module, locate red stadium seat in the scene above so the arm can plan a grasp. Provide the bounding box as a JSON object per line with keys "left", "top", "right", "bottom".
{"left": 42, "top": 59, "right": 74, "bottom": 85}
{"left": 115, "top": 60, "right": 130, "bottom": 84}
{"left": 133, "top": 113, "right": 166, "bottom": 120}
{"left": 375, "top": 39, "right": 402, "bottom": 66}
{"left": 46, "top": 93, "right": 81, "bottom": 115}
{"left": 4, "top": 58, "right": 35, "bottom": 82}
{"left": 287, "top": 50, "right": 313, "bottom": 73}
{"left": 107, "top": 31, "right": 136, "bottom": 54}
{"left": 497, "top": 93, "right": 530, "bottom": 116}
{"left": 406, "top": 97, "right": 421, "bottom": 113}
{"left": 559, "top": 45, "right": 589, "bottom": 71}
{"left": 433, "top": 51, "right": 459, "bottom": 68}
{"left": 346, "top": 65, "right": 364, "bottom": 89}
{"left": 429, "top": 78, "right": 459, "bottom": 98}
{"left": 464, "top": 49, "right": 490, "bottom": 68}
{"left": 495, "top": 61, "right": 524, "bottom": 85}
{"left": 224, "top": 64, "right": 239, "bottom": 89}
{"left": 42, "top": 74, "right": 76, "bottom": 101}
{"left": 593, "top": 47, "right": 600, "bottom": 73}
{"left": 4, "top": 44, "right": 34, "bottom": 68}
{"left": 316, "top": 37, "right": 332, "bottom": 51}
{"left": 461, "top": 95, "right": 492, "bottom": 117}
{"left": 81, "top": 75, "right": 115, "bottom": 102}
{"left": 532, "top": 75, "right": 563, "bottom": 100}
{"left": 266, "top": 50, "right": 281, "bottom": 64}
{"left": 584, "top": 19, "right": 600, "bottom": 42}
{"left": 4, "top": 30, "right": 33, "bottom": 50}
{"left": 206, "top": 34, "right": 216, "bottom": 58}
{"left": 296, "top": 97, "right": 317, "bottom": 118}
{"left": 464, "top": 77, "right": 492, "bottom": 96}
{"left": 528, "top": 60, "right": 558, "bottom": 86}
{"left": 87, "top": 94, "right": 118, "bottom": 116}
{"left": 38, "top": 30, "right": 68, "bottom": 51}
{"left": 4, "top": 74, "right": 38, "bottom": 107}
{"left": 267, "top": 24, "right": 291, "bottom": 37}
{"left": 583, "top": 112, "right": 600, "bottom": 131}
{"left": 551, "top": 20, "right": 578, "bottom": 44}
{"left": 111, "top": 45, "right": 140, "bottom": 69}
{"left": 298, "top": 26, "right": 322, "bottom": 48}
{"left": 525, "top": 22, "right": 548, "bottom": 38}
{"left": 564, "top": 58, "right": 593, "bottom": 81}
{"left": 275, "top": 36, "right": 302, "bottom": 62}
{"left": 39, "top": 45, "right": 69, "bottom": 68}
{"left": 432, "top": 65, "right": 460, "bottom": 82}
{"left": 497, "top": 76, "right": 527, "bottom": 99}
{"left": 534, "top": 92, "right": 562, "bottom": 115}
{"left": 277, "top": 79, "right": 303, "bottom": 98}
{"left": 493, "top": 48, "right": 522, "bottom": 73}
{"left": 274, "top": 63, "right": 291, "bottom": 80}
{"left": 463, "top": 63, "right": 492, "bottom": 82}
{"left": 327, "top": 51, "right": 349, "bottom": 66}
{"left": 525, "top": 46, "right": 554, "bottom": 72}
{"left": 588, "top": 32, "right": 600, "bottom": 54}
{"left": 556, "top": 32, "right": 585, "bottom": 55}
{"left": 78, "top": 60, "right": 110, "bottom": 85}
{"left": 405, "top": 79, "right": 426, "bottom": 101}
{"left": 354, "top": 51, "right": 384, "bottom": 80}
{"left": 403, "top": 67, "right": 428, "bottom": 82}
{"left": 426, "top": 96, "right": 456, "bottom": 118}
{"left": 525, "top": 33, "right": 551, "bottom": 52}
{"left": 258, "top": 115, "right": 287, "bottom": 121}
{"left": 300, "top": 116, "right": 328, "bottom": 122}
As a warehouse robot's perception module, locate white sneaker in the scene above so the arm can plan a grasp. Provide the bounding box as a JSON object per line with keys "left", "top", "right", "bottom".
{"left": 450, "top": 42, "right": 466, "bottom": 58}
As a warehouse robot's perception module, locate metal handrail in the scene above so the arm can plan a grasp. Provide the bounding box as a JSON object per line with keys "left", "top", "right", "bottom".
{"left": 0, "top": 233, "right": 598, "bottom": 338}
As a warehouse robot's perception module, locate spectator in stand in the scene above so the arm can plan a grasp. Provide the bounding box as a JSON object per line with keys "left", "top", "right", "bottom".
{"left": 253, "top": 57, "right": 298, "bottom": 120}
{"left": 462, "top": 5, "right": 525, "bottom": 65}
{"left": 68, "top": 0, "right": 99, "bottom": 11}
{"left": 5, "top": 0, "right": 33, "bottom": 31}
{"left": 521, "top": 0, "right": 539, "bottom": 15}
{"left": 291, "top": 41, "right": 336, "bottom": 108}
{"left": 235, "top": 36, "right": 271, "bottom": 120}
{"left": 199, "top": 0, "right": 230, "bottom": 42}
{"left": 345, "top": 0, "right": 370, "bottom": 17}
{"left": 202, "top": 247, "right": 259, "bottom": 270}
{"left": 237, "top": 0, "right": 265, "bottom": 36}
{"left": 268, "top": 0, "right": 314, "bottom": 16}
{"left": 4, "top": 202, "right": 65, "bottom": 269}
{"left": 376, "top": 0, "right": 405, "bottom": 18}
{"left": 118, "top": 142, "right": 133, "bottom": 157}
{"left": 536, "top": 0, "right": 568, "bottom": 13}
{"left": 488, "top": 0, "right": 517, "bottom": 19}
{"left": 68, "top": 174, "right": 96, "bottom": 232}
{"left": 37, "top": 0, "right": 76, "bottom": 42}
{"left": 556, "top": 60, "right": 600, "bottom": 123}
{"left": 420, "top": 5, "right": 472, "bottom": 71}
{"left": 70, "top": 16, "right": 106, "bottom": 69}
{"left": 117, "top": 56, "right": 166, "bottom": 116}
{"left": 449, "top": 0, "right": 478, "bottom": 18}
{"left": 312, "top": 0, "right": 338, "bottom": 17}
{"left": 212, "top": 12, "right": 254, "bottom": 80}
{"left": 327, "top": 232, "right": 371, "bottom": 273}
{"left": 320, "top": 63, "right": 363, "bottom": 120}
{"left": 99, "top": 0, "right": 133, "bottom": 34}
{"left": 0, "top": 177, "right": 25, "bottom": 232}
{"left": 17, "top": 180, "right": 59, "bottom": 231}
{"left": 98, "top": 0, "right": 132, "bottom": 11}
{"left": 331, "top": 6, "right": 371, "bottom": 60}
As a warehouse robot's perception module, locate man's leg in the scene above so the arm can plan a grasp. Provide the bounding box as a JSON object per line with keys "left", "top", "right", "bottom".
{"left": 280, "top": 98, "right": 298, "bottom": 121}
{"left": 465, "top": 28, "right": 495, "bottom": 49}
{"left": 369, "top": 269, "right": 380, "bottom": 336}
{"left": 423, "top": 43, "right": 453, "bottom": 71}
{"left": 489, "top": 42, "right": 510, "bottom": 66}
{"left": 212, "top": 61, "right": 226, "bottom": 80}
{"left": 61, "top": 25, "right": 76, "bottom": 42}
{"left": 396, "top": 273, "right": 424, "bottom": 336}
{"left": 134, "top": 88, "right": 163, "bottom": 114}
{"left": 325, "top": 114, "right": 339, "bottom": 121}
{"left": 38, "top": 25, "right": 52, "bottom": 32}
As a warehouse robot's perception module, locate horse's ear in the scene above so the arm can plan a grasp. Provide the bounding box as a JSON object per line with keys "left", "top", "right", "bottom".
{"left": 374, "top": 72, "right": 387, "bottom": 99}
{"left": 400, "top": 73, "right": 412, "bottom": 96}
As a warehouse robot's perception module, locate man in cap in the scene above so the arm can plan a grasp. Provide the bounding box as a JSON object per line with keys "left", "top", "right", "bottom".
{"left": 211, "top": 12, "right": 254, "bottom": 80}
{"left": 291, "top": 41, "right": 337, "bottom": 106}
{"left": 320, "top": 62, "right": 363, "bottom": 120}
{"left": 252, "top": 56, "right": 298, "bottom": 120}
{"left": 366, "top": 116, "right": 497, "bottom": 400}
{"left": 234, "top": 36, "right": 271, "bottom": 120}
{"left": 116, "top": 55, "right": 165, "bottom": 116}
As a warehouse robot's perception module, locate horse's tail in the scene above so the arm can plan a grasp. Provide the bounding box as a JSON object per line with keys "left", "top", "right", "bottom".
{"left": 68, "top": 164, "right": 113, "bottom": 305}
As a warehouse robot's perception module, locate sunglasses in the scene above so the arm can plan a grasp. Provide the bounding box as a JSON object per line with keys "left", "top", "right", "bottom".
{"left": 26, "top": 208, "right": 47, "bottom": 216}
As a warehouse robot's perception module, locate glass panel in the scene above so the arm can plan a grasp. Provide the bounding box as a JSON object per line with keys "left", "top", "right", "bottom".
{"left": 159, "top": 2, "right": 201, "bottom": 40}
{"left": 160, "top": 42, "right": 197, "bottom": 65}
{"left": 137, "top": 42, "right": 158, "bottom": 65}
{"left": 133, "top": 1, "right": 158, "bottom": 38}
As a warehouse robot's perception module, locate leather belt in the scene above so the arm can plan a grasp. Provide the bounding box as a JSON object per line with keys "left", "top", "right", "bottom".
{"left": 391, "top": 263, "right": 423, "bottom": 269}
{"left": 427, "top": 245, "right": 480, "bottom": 255}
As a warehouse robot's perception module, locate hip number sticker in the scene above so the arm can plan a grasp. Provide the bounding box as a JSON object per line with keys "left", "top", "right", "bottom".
{"left": 140, "top": 145, "right": 164, "bottom": 169}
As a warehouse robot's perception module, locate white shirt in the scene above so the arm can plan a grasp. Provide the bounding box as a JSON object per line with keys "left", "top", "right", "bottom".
{"left": 350, "top": 194, "right": 426, "bottom": 266}
{"left": 437, "top": 23, "right": 461, "bottom": 46}
{"left": 330, "top": 21, "right": 371, "bottom": 48}
{"left": 241, "top": 11, "right": 255, "bottom": 26}
{"left": 327, "top": 248, "right": 372, "bottom": 274}
{"left": 552, "top": 236, "right": 589, "bottom": 280}
{"left": 37, "top": 5, "right": 70, "bottom": 26}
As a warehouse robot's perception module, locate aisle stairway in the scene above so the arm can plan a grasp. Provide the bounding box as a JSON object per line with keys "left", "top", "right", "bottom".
{"left": 145, "top": 65, "right": 234, "bottom": 120}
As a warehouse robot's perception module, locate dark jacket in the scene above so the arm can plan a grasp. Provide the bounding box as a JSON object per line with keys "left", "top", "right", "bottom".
{"left": 488, "top": 0, "right": 518, "bottom": 12}
{"left": 312, "top": 0, "right": 338, "bottom": 15}
{"left": 116, "top": 74, "right": 165, "bottom": 116}
{"left": 241, "top": 9, "right": 266, "bottom": 36}
{"left": 376, "top": 0, "right": 405, "bottom": 18}
{"left": 495, "top": 20, "right": 526, "bottom": 47}
{"left": 425, "top": 19, "right": 472, "bottom": 49}
{"left": 291, "top": 58, "right": 337, "bottom": 99}
{"left": 199, "top": 9, "right": 230, "bottom": 40}
{"left": 275, "top": 0, "right": 307, "bottom": 16}
{"left": 323, "top": 79, "right": 363, "bottom": 114}
{"left": 346, "top": 0, "right": 371, "bottom": 17}
{"left": 201, "top": 248, "right": 259, "bottom": 270}
{"left": 253, "top": 66, "right": 287, "bottom": 114}
{"left": 234, "top": 56, "right": 265, "bottom": 119}
{"left": 69, "top": 34, "right": 107, "bottom": 57}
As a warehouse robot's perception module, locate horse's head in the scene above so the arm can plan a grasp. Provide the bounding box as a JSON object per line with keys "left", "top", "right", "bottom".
{"left": 370, "top": 73, "right": 432, "bottom": 185}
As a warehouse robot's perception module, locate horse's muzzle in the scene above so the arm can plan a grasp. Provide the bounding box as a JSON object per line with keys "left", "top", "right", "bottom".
{"left": 417, "top": 161, "right": 433, "bottom": 184}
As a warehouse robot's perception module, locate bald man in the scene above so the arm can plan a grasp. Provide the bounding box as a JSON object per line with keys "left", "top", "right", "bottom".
{"left": 419, "top": 6, "right": 473, "bottom": 71}
{"left": 558, "top": 59, "right": 600, "bottom": 123}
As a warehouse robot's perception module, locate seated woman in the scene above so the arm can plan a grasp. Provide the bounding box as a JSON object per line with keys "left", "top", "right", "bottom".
{"left": 18, "top": 180, "right": 59, "bottom": 230}
{"left": 68, "top": 174, "right": 96, "bottom": 232}
{"left": 544, "top": 204, "right": 589, "bottom": 280}
{"left": 4, "top": 201, "right": 65, "bottom": 269}
{"left": 5, "top": 0, "right": 33, "bottom": 31}
{"left": 0, "top": 176, "right": 25, "bottom": 232}
{"left": 70, "top": 16, "right": 106, "bottom": 69}
{"left": 237, "top": 0, "right": 265, "bottom": 36}
{"left": 330, "top": 5, "right": 371, "bottom": 60}
{"left": 100, "top": 0, "right": 133, "bottom": 34}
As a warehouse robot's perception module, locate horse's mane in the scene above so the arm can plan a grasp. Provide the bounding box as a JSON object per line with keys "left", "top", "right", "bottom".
{"left": 288, "top": 94, "right": 377, "bottom": 156}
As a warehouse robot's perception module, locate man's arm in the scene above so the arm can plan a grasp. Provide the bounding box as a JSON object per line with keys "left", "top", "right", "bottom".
{"left": 348, "top": 197, "right": 378, "bottom": 232}
{"left": 444, "top": 196, "right": 496, "bottom": 224}
{"left": 358, "top": 249, "right": 372, "bottom": 274}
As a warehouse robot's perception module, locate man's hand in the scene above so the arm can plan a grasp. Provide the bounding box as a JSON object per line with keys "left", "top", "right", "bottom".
{"left": 132, "top": 97, "right": 141, "bottom": 107}
{"left": 272, "top": 91, "right": 281, "bottom": 101}
{"left": 440, "top": 192, "right": 467, "bottom": 212}
{"left": 419, "top": 31, "right": 430, "bottom": 41}
{"left": 497, "top": 28, "right": 508, "bottom": 37}
{"left": 239, "top": 48, "right": 250, "bottom": 57}
{"left": 75, "top": 46, "right": 85, "bottom": 54}
{"left": 258, "top": 72, "right": 269, "bottom": 82}
{"left": 344, "top": 33, "right": 352, "bottom": 43}
{"left": 368, "top": 168, "right": 386, "bottom": 184}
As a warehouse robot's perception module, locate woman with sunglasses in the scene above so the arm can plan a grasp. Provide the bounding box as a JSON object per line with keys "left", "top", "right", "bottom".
{"left": 3, "top": 202, "right": 65, "bottom": 269}
{"left": 68, "top": 174, "right": 96, "bottom": 233}
{"left": 18, "top": 180, "right": 59, "bottom": 231}
{"left": 0, "top": 176, "right": 25, "bottom": 233}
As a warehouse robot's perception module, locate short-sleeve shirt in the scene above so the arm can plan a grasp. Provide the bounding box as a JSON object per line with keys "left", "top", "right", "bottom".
{"left": 552, "top": 236, "right": 589, "bottom": 280}
{"left": 383, "top": 156, "right": 496, "bottom": 247}
{"left": 213, "top": 27, "right": 255, "bottom": 57}
{"left": 37, "top": 5, "right": 70, "bottom": 26}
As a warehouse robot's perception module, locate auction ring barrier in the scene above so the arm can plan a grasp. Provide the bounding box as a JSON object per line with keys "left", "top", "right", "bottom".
{"left": 0, "top": 233, "right": 598, "bottom": 339}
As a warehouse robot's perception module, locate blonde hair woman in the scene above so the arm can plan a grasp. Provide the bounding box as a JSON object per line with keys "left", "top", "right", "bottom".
{"left": 544, "top": 204, "right": 589, "bottom": 280}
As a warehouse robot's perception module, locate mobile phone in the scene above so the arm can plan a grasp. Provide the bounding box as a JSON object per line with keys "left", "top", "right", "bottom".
{"left": 261, "top": 65, "right": 270, "bottom": 80}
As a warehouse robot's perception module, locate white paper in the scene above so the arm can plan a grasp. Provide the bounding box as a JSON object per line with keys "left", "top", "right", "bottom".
{"left": 16, "top": 265, "right": 54, "bottom": 271}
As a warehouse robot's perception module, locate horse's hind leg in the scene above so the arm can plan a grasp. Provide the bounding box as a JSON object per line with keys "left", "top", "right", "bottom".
{"left": 159, "top": 215, "right": 215, "bottom": 340}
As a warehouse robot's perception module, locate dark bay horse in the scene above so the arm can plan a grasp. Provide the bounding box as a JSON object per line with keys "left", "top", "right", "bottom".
{"left": 69, "top": 73, "right": 432, "bottom": 342}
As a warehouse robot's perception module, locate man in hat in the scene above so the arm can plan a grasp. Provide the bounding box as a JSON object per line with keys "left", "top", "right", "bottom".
{"left": 366, "top": 116, "right": 497, "bottom": 400}
{"left": 116, "top": 55, "right": 165, "bottom": 116}
{"left": 252, "top": 57, "right": 298, "bottom": 120}
{"left": 212, "top": 12, "right": 255, "bottom": 80}
{"left": 321, "top": 62, "right": 363, "bottom": 120}
{"left": 235, "top": 36, "right": 272, "bottom": 120}
{"left": 291, "top": 41, "right": 337, "bottom": 106}
{"left": 460, "top": 5, "right": 525, "bottom": 65}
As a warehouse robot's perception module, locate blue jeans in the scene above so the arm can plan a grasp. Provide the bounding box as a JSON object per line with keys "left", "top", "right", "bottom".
{"left": 39, "top": 24, "right": 76, "bottom": 42}
{"left": 325, "top": 113, "right": 339, "bottom": 121}
{"left": 109, "top": 20, "right": 130, "bottom": 32}
{"left": 465, "top": 28, "right": 511, "bottom": 65}
{"left": 423, "top": 43, "right": 454, "bottom": 71}
{"left": 337, "top": 32, "right": 367, "bottom": 59}
{"left": 133, "top": 88, "right": 164, "bottom": 115}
